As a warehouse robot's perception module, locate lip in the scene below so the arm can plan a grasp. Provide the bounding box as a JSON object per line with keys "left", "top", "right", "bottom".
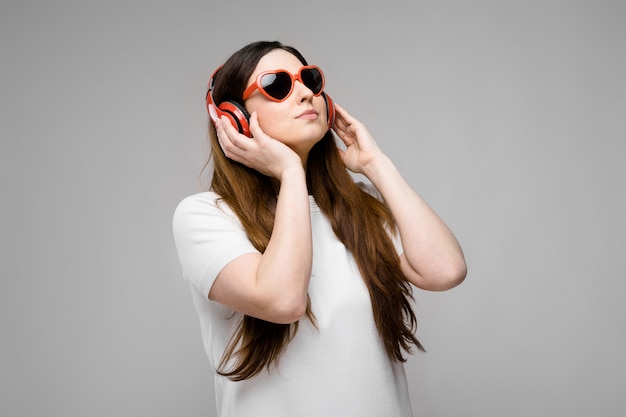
{"left": 296, "top": 109, "right": 319, "bottom": 119}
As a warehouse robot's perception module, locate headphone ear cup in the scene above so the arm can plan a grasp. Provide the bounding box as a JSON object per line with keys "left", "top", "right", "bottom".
{"left": 322, "top": 93, "right": 335, "bottom": 129}
{"left": 218, "top": 101, "right": 251, "bottom": 137}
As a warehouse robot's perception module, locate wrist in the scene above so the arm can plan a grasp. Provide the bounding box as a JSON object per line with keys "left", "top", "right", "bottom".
{"left": 361, "top": 153, "right": 394, "bottom": 182}
{"left": 278, "top": 163, "right": 306, "bottom": 184}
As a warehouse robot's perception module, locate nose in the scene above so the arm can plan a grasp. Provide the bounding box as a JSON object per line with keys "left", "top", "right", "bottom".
{"left": 293, "top": 79, "right": 314, "bottom": 102}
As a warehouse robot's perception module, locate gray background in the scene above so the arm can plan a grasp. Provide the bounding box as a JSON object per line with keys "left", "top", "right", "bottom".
{"left": 2, "top": 1, "right": 624, "bottom": 416}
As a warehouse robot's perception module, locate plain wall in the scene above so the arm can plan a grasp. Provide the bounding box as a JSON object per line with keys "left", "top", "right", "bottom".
{"left": 2, "top": 1, "right": 624, "bottom": 416}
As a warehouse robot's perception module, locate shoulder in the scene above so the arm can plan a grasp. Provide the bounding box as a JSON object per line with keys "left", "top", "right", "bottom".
{"left": 174, "top": 191, "right": 220, "bottom": 211}
{"left": 174, "top": 191, "right": 233, "bottom": 219}
{"left": 171, "top": 191, "right": 259, "bottom": 296}
{"left": 172, "top": 191, "right": 241, "bottom": 234}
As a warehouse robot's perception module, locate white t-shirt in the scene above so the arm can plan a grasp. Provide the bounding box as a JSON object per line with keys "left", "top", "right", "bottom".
{"left": 172, "top": 187, "right": 413, "bottom": 417}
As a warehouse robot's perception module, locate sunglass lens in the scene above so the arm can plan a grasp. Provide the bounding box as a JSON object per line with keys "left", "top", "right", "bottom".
{"left": 301, "top": 68, "right": 323, "bottom": 95}
{"left": 261, "top": 72, "right": 292, "bottom": 100}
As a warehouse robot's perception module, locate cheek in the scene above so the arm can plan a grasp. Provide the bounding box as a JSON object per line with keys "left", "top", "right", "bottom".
{"left": 249, "top": 104, "right": 289, "bottom": 137}
{"left": 254, "top": 108, "right": 283, "bottom": 135}
{"left": 315, "top": 96, "right": 329, "bottom": 125}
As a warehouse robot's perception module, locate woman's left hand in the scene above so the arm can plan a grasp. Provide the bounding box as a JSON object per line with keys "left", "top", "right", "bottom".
{"left": 333, "top": 103, "right": 466, "bottom": 291}
{"left": 332, "top": 103, "right": 385, "bottom": 174}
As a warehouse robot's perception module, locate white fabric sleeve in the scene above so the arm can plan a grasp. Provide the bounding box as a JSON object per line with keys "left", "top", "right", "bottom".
{"left": 356, "top": 181, "right": 404, "bottom": 256}
{"left": 172, "top": 192, "right": 259, "bottom": 298}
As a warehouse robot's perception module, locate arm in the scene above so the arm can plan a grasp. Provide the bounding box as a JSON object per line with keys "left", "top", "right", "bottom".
{"left": 332, "top": 104, "right": 466, "bottom": 291}
{"left": 208, "top": 113, "right": 312, "bottom": 323}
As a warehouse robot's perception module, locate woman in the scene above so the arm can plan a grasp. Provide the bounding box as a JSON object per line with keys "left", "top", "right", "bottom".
{"left": 173, "top": 41, "right": 466, "bottom": 417}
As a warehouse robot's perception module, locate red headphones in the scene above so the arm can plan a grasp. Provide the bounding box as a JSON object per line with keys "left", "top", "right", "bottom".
{"left": 205, "top": 66, "right": 335, "bottom": 138}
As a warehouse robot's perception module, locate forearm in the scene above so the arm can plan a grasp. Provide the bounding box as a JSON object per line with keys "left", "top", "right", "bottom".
{"left": 255, "top": 167, "right": 313, "bottom": 317}
{"left": 363, "top": 155, "right": 466, "bottom": 290}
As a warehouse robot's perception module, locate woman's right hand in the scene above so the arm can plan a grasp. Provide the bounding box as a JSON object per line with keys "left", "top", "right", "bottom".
{"left": 210, "top": 114, "right": 313, "bottom": 325}
{"left": 216, "top": 112, "right": 303, "bottom": 180}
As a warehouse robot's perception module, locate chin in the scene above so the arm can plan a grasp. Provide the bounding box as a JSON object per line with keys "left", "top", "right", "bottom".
{"left": 282, "top": 123, "right": 327, "bottom": 142}
{"left": 305, "top": 122, "right": 329, "bottom": 140}
{"left": 283, "top": 130, "right": 326, "bottom": 157}
{"left": 304, "top": 128, "right": 328, "bottom": 147}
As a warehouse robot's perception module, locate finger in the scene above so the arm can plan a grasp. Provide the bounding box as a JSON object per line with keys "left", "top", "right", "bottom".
{"left": 334, "top": 128, "right": 354, "bottom": 148}
{"left": 332, "top": 112, "right": 346, "bottom": 129}
{"left": 248, "top": 112, "right": 265, "bottom": 140}
{"left": 334, "top": 104, "right": 363, "bottom": 133}
{"left": 332, "top": 112, "right": 354, "bottom": 136}
{"left": 218, "top": 122, "right": 253, "bottom": 164}
{"left": 331, "top": 112, "right": 348, "bottom": 133}
{"left": 332, "top": 107, "right": 348, "bottom": 127}
{"left": 333, "top": 102, "right": 345, "bottom": 116}
{"left": 219, "top": 116, "right": 239, "bottom": 138}
{"left": 216, "top": 120, "right": 237, "bottom": 156}
{"left": 217, "top": 118, "right": 235, "bottom": 152}
{"left": 334, "top": 119, "right": 355, "bottom": 140}
{"left": 333, "top": 103, "right": 353, "bottom": 124}
{"left": 214, "top": 116, "right": 224, "bottom": 139}
{"left": 220, "top": 116, "right": 253, "bottom": 151}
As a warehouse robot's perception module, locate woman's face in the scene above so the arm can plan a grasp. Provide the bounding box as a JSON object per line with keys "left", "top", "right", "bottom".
{"left": 244, "top": 49, "right": 329, "bottom": 158}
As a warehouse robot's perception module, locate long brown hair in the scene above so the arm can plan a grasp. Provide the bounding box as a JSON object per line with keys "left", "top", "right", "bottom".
{"left": 206, "top": 41, "right": 424, "bottom": 381}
